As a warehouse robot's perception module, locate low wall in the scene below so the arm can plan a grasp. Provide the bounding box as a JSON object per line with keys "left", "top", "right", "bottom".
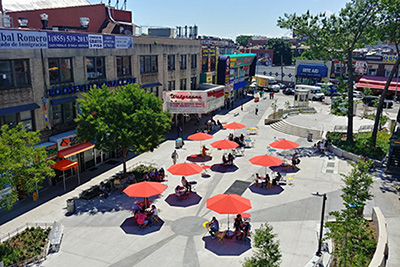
{"left": 327, "top": 144, "right": 382, "bottom": 167}
{"left": 369, "top": 207, "right": 388, "bottom": 267}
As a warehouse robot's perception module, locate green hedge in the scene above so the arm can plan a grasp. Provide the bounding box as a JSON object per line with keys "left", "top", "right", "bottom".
{"left": 0, "top": 227, "right": 50, "bottom": 266}
{"left": 327, "top": 131, "right": 390, "bottom": 160}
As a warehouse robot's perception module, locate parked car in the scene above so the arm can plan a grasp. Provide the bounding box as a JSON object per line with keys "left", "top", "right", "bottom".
{"left": 362, "top": 96, "right": 393, "bottom": 108}
{"left": 353, "top": 91, "right": 362, "bottom": 99}
{"left": 283, "top": 88, "right": 295, "bottom": 95}
{"left": 278, "top": 83, "right": 287, "bottom": 89}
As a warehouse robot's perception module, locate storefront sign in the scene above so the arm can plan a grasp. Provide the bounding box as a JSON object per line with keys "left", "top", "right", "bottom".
{"left": 0, "top": 29, "right": 133, "bottom": 50}
{"left": 225, "top": 57, "right": 230, "bottom": 85}
{"left": 49, "top": 131, "right": 77, "bottom": 151}
{"left": 47, "top": 77, "right": 136, "bottom": 97}
{"left": 355, "top": 61, "right": 368, "bottom": 74}
{"left": 383, "top": 55, "right": 398, "bottom": 64}
{"left": 229, "top": 55, "right": 255, "bottom": 68}
{"left": 45, "top": 144, "right": 58, "bottom": 160}
{"left": 297, "top": 63, "right": 328, "bottom": 78}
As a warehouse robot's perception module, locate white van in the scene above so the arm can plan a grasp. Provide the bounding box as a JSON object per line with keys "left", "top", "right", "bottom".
{"left": 295, "top": 85, "right": 325, "bottom": 101}
{"left": 254, "top": 75, "right": 280, "bottom": 92}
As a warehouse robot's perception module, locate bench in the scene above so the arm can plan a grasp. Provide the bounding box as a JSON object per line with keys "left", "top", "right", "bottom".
{"left": 48, "top": 221, "right": 64, "bottom": 253}
{"left": 358, "top": 125, "right": 373, "bottom": 133}
{"left": 333, "top": 125, "right": 347, "bottom": 133}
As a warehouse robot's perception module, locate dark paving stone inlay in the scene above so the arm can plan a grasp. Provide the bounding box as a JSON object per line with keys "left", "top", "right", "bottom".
{"left": 326, "top": 169, "right": 334, "bottom": 173}
{"left": 224, "top": 180, "right": 251, "bottom": 196}
{"left": 327, "top": 162, "right": 335, "bottom": 167}
{"left": 171, "top": 216, "right": 207, "bottom": 236}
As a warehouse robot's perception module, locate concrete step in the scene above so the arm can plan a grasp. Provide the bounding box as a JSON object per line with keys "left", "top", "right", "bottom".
{"left": 270, "top": 120, "right": 323, "bottom": 139}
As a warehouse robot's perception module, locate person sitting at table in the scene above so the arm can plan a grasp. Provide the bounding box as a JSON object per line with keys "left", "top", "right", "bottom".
{"left": 292, "top": 152, "right": 300, "bottom": 166}
{"left": 128, "top": 173, "right": 136, "bottom": 184}
{"left": 240, "top": 134, "right": 245, "bottom": 143}
{"left": 243, "top": 219, "right": 251, "bottom": 238}
{"left": 234, "top": 214, "right": 244, "bottom": 240}
{"left": 135, "top": 212, "right": 149, "bottom": 228}
{"left": 222, "top": 155, "right": 228, "bottom": 165}
{"left": 175, "top": 185, "right": 188, "bottom": 199}
{"left": 201, "top": 145, "right": 209, "bottom": 157}
{"left": 181, "top": 176, "right": 192, "bottom": 192}
{"left": 233, "top": 136, "right": 243, "bottom": 147}
{"left": 228, "top": 133, "right": 234, "bottom": 141}
{"left": 208, "top": 217, "right": 219, "bottom": 239}
{"left": 217, "top": 120, "right": 223, "bottom": 129}
{"left": 228, "top": 153, "right": 234, "bottom": 165}
{"left": 148, "top": 204, "right": 159, "bottom": 224}
{"left": 99, "top": 182, "right": 109, "bottom": 199}
{"left": 261, "top": 174, "right": 271, "bottom": 188}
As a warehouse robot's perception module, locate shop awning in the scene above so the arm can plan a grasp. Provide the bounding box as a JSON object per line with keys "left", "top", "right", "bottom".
{"left": 297, "top": 63, "right": 328, "bottom": 78}
{"left": 142, "top": 82, "right": 162, "bottom": 88}
{"left": 233, "top": 81, "right": 248, "bottom": 90}
{"left": 58, "top": 142, "right": 94, "bottom": 158}
{"left": 50, "top": 96, "right": 78, "bottom": 105}
{"left": 52, "top": 160, "right": 78, "bottom": 171}
{"left": 0, "top": 103, "right": 40, "bottom": 116}
{"left": 356, "top": 76, "right": 400, "bottom": 92}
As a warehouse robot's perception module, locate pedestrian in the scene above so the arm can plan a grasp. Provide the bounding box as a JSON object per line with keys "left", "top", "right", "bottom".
{"left": 269, "top": 92, "right": 273, "bottom": 99}
{"left": 171, "top": 150, "right": 179, "bottom": 165}
{"left": 255, "top": 105, "right": 259, "bottom": 115}
{"left": 272, "top": 92, "right": 275, "bottom": 99}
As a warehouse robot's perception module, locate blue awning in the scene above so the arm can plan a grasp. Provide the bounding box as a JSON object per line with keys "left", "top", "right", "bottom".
{"left": 142, "top": 82, "right": 162, "bottom": 88}
{"left": 0, "top": 103, "right": 40, "bottom": 116}
{"left": 35, "top": 142, "right": 57, "bottom": 148}
{"left": 297, "top": 63, "right": 328, "bottom": 78}
{"left": 233, "top": 81, "right": 248, "bottom": 90}
{"left": 50, "top": 96, "right": 78, "bottom": 106}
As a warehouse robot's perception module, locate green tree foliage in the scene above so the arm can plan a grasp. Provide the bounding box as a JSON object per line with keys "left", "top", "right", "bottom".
{"left": 371, "top": 0, "right": 400, "bottom": 146}
{"left": 265, "top": 38, "right": 292, "bottom": 65}
{"left": 277, "top": 0, "right": 380, "bottom": 142}
{"left": 0, "top": 124, "right": 55, "bottom": 209}
{"left": 242, "top": 223, "right": 282, "bottom": 267}
{"left": 76, "top": 84, "right": 171, "bottom": 175}
{"left": 236, "top": 35, "right": 253, "bottom": 47}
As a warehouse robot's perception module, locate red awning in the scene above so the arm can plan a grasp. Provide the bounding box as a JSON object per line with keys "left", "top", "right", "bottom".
{"left": 356, "top": 76, "right": 400, "bottom": 92}
{"left": 52, "top": 159, "right": 78, "bottom": 171}
{"left": 58, "top": 142, "right": 94, "bottom": 158}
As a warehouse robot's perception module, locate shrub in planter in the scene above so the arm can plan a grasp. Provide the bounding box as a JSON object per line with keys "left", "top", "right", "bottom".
{"left": 130, "top": 165, "right": 155, "bottom": 182}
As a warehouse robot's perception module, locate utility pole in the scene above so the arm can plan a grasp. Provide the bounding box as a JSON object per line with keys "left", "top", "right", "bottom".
{"left": 281, "top": 55, "right": 284, "bottom": 82}
{"left": 312, "top": 192, "right": 327, "bottom": 257}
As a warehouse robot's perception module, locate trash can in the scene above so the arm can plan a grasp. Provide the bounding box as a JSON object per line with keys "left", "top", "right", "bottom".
{"left": 175, "top": 138, "right": 183, "bottom": 149}
{"left": 66, "top": 198, "right": 75, "bottom": 214}
{"left": 307, "top": 132, "right": 313, "bottom": 142}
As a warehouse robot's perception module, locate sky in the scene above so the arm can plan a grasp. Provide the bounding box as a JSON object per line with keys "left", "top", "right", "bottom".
{"left": 89, "top": 0, "right": 350, "bottom": 40}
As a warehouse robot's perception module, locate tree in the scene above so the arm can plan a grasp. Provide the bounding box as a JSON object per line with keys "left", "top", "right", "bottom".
{"left": 236, "top": 35, "right": 253, "bottom": 47}
{"left": 242, "top": 223, "right": 282, "bottom": 267}
{"left": 76, "top": 84, "right": 171, "bottom": 176}
{"left": 265, "top": 38, "right": 292, "bottom": 65}
{"left": 370, "top": 0, "right": 400, "bottom": 146}
{"left": 0, "top": 123, "right": 55, "bottom": 209}
{"left": 278, "top": 0, "right": 380, "bottom": 142}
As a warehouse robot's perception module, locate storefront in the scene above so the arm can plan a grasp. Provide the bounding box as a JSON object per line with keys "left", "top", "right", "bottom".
{"left": 295, "top": 62, "right": 329, "bottom": 85}
{"left": 217, "top": 54, "right": 256, "bottom": 103}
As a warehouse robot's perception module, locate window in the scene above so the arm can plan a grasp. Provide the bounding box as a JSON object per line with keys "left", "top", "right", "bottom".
{"left": 48, "top": 58, "right": 73, "bottom": 84}
{"left": 180, "top": 55, "right": 187, "bottom": 70}
{"left": 180, "top": 79, "right": 186, "bottom": 90}
{"left": 147, "top": 87, "right": 159, "bottom": 97}
{"left": 168, "top": 55, "right": 175, "bottom": 71}
{"left": 0, "top": 59, "right": 30, "bottom": 89}
{"left": 191, "top": 54, "right": 197, "bottom": 69}
{"left": 52, "top": 103, "right": 75, "bottom": 127}
{"left": 86, "top": 57, "right": 105, "bottom": 80}
{"left": 116, "top": 56, "right": 131, "bottom": 77}
{"left": 0, "top": 110, "right": 34, "bottom": 130}
{"left": 368, "top": 68, "right": 377, "bottom": 76}
{"left": 190, "top": 77, "right": 197, "bottom": 90}
{"left": 168, "top": 81, "right": 175, "bottom": 91}
{"left": 140, "top": 55, "right": 158, "bottom": 73}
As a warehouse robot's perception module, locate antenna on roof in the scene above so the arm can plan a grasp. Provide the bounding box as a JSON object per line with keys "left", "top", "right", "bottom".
{"left": 115, "top": 0, "right": 119, "bottom": 9}
{"left": 107, "top": 0, "right": 111, "bottom": 6}
{"left": 122, "top": 0, "right": 127, "bottom": 10}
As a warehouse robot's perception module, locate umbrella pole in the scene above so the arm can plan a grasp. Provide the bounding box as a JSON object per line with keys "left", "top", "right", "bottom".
{"left": 227, "top": 214, "right": 230, "bottom": 230}
{"left": 63, "top": 171, "right": 66, "bottom": 192}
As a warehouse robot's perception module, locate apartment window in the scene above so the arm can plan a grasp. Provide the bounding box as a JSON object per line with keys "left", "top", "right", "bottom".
{"left": 168, "top": 81, "right": 175, "bottom": 91}
{"left": 180, "top": 78, "right": 186, "bottom": 90}
{"left": 367, "top": 68, "right": 377, "bottom": 76}
{"left": 180, "top": 55, "right": 187, "bottom": 70}
{"left": 190, "top": 77, "right": 197, "bottom": 90}
{"left": 48, "top": 58, "right": 73, "bottom": 84}
{"left": 116, "top": 56, "right": 131, "bottom": 77}
{"left": 86, "top": 57, "right": 105, "bottom": 80}
{"left": 0, "top": 59, "right": 30, "bottom": 89}
{"left": 147, "top": 87, "right": 159, "bottom": 97}
{"left": 191, "top": 54, "right": 197, "bottom": 69}
{"left": 0, "top": 110, "right": 34, "bottom": 131}
{"left": 168, "top": 55, "right": 175, "bottom": 71}
{"left": 52, "top": 103, "right": 75, "bottom": 127}
{"left": 140, "top": 55, "right": 158, "bottom": 73}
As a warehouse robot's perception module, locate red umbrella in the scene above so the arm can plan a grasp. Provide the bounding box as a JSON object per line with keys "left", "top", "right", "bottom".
{"left": 123, "top": 181, "right": 167, "bottom": 198}
{"left": 167, "top": 162, "right": 203, "bottom": 176}
{"left": 207, "top": 194, "right": 252, "bottom": 229}
{"left": 188, "top": 132, "right": 213, "bottom": 141}
{"left": 249, "top": 155, "right": 284, "bottom": 167}
{"left": 210, "top": 140, "right": 239, "bottom": 150}
{"left": 224, "top": 122, "right": 246, "bottom": 129}
{"left": 269, "top": 139, "right": 299, "bottom": 150}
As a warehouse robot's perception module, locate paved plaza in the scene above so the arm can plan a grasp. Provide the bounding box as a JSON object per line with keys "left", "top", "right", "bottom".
{"left": 1, "top": 94, "right": 400, "bottom": 267}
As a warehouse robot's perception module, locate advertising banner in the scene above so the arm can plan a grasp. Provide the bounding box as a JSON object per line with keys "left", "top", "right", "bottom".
{"left": 355, "top": 61, "right": 368, "bottom": 75}
{"left": 0, "top": 29, "right": 133, "bottom": 49}
{"left": 383, "top": 55, "right": 398, "bottom": 64}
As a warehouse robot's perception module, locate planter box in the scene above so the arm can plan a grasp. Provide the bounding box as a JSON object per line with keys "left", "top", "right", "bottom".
{"left": 264, "top": 118, "right": 281, "bottom": 125}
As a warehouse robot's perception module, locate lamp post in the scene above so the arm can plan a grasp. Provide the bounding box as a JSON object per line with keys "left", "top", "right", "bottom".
{"left": 312, "top": 192, "right": 327, "bottom": 257}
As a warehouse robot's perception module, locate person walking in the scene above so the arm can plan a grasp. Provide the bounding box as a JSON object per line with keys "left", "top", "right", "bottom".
{"left": 171, "top": 150, "right": 179, "bottom": 165}
{"left": 255, "top": 105, "right": 259, "bottom": 115}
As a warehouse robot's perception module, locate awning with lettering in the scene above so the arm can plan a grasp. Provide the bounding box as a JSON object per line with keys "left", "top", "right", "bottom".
{"left": 58, "top": 142, "right": 94, "bottom": 158}
{"left": 50, "top": 96, "right": 78, "bottom": 105}
{"left": 356, "top": 76, "right": 400, "bottom": 92}
{"left": 52, "top": 160, "right": 78, "bottom": 171}
{"left": 142, "top": 82, "right": 162, "bottom": 88}
{"left": 0, "top": 103, "right": 40, "bottom": 116}
{"left": 296, "top": 63, "right": 328, "bottom": 78}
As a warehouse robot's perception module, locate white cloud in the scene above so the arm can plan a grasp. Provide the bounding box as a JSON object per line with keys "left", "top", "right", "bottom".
{"left": 324, "top": 10, "right": 334, "bottom": 16}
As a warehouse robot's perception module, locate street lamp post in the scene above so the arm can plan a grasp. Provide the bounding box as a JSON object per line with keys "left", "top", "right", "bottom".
{"left": 312, "top": 192, "right": 327, "bottom": 257}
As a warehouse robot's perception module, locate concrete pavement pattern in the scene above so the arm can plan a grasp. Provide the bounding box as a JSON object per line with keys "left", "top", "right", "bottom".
{"left": 1, "top": 93, "right": 399, "bottom": 267}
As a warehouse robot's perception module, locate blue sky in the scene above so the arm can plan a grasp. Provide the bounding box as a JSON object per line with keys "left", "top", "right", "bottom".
{"left": 90, "top": 0, "right": 349, "bottom": 40}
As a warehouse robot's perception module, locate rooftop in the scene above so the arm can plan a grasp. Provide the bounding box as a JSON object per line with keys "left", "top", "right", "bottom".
{"left": 2, "top": 0, "right": 90, "bottom": 12}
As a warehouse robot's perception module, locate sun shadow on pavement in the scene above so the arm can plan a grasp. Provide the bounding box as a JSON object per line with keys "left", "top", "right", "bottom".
{"left": 120, "top": 216, "right": 164, "bottom": 235}
{"left": 269, "top": 165, "right": 300, "bottom": 174}
{"left": 249, "top": 184, "right": 284, "bottom": 196}
{"left": 186, "top": 155, "right": 213, "bottom": 163}
{"left": 211, "top": 164, "right": 239, "bottom": 173}
{"left": 164, "top": 192, "right": 202, "bottom": 207}
{"left": 202, "top": 236, "right": 251, "bottom": 256}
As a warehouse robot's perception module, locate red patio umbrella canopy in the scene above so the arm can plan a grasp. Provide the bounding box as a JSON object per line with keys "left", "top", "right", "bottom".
{"left": 207, "top": 194, "right": 252, "bottom": 214}
{"left": 249, "top": 155, "right": 284, "bottom": 167}
{"left": 167, "top": 162, "right": 203, "bottom": 176}
{"left": 224, "top": 122, "right": 246, "bottom": 129}
{"left": 210, "top": 140, "right": 239, "bottom": 150}
{"left": 188, "top": 132, "right": 213, "bottom": 141}
{"left": 269, "top": 139, "right": 299, "bottom": 150}
{"left": 123, "top": 181, "right": 167, "bottom": 198}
